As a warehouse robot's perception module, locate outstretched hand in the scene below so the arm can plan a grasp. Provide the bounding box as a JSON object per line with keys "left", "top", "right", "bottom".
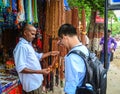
{"left": 50, "top": 51, "right": 60, "bottom": 56}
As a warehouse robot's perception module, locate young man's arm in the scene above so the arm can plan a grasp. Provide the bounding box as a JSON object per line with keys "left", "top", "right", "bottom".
{"left": 112, "top": 38, "right": 117, "bottom": 51}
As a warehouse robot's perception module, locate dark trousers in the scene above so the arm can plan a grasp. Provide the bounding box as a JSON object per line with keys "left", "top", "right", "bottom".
{"left": 23, "top": 86, "right": 42, "bottom": 94}
{"left": 100, "top": 52, "right": 112, "bottom": 70}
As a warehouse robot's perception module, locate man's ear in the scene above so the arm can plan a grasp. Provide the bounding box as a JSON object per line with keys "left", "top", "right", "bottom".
{"left": 62, "top": 35, "right": 67, "bottom": 39}
{"left": 23, "top": 30, "right": 27, "bottom": 36}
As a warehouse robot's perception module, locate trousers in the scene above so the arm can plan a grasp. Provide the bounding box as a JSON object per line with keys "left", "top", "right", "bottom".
{"left": 23, "top": 86, "right": 42, "bottom": 94}
{"left": 100, "top": 52, "right": 112, "bottom": 70}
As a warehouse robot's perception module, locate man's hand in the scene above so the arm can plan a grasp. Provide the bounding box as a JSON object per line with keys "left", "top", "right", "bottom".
{"left": 50, "top": 51, "right": 60, "bottom": 56}
{"left": 110, "top": 48, "right": 115, "bottom": 52}
{"left": 41, "top": 68, "right": 50, "bottom": 75}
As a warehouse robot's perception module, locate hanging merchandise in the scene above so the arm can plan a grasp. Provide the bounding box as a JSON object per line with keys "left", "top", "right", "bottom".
{"left": 64, "top": 0, "right": 70, "bottom": 10}
{"left": 24, "top": 0, "right": 33, "bottom": 24}
{"left": 36, "top": 29, "right": 42, "bottom": 51}
{"left": 24, "top": 0, "right": 28, "bottom": 23}
{"left": 0, "top": 13, "right": 4, "bottom": 26}
{"left": 0, "top": 0, "right": 11, "bottom": 26}
{"left": 32, "top": 0, "right": 38, "bottom": 24}
{"left": 51, "top": 39, "right": 59, "bottom": 86}
{"left": 48, "top": 37, "right": 54, "bottom": 91}
{"left": 11, "top": 0, "right": 17, "bottom": 25}
{"left": 3, "top": 9, "right": 14, "bottom": 28}
{"left": 16, "top": 0, "right": 25, "bottom": 23}
{"left": 0, "top": 0, "right": 3, "bottom": 12}
{"left": 12, "top": 0, "right": 17, "bottom": 13}
{"left": 3, "top": 0, "right": 10, "bottom": 8}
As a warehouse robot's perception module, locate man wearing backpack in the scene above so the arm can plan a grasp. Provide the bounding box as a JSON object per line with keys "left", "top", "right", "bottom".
{"left": 58, "top": 24, "right": 89, "bottom": 94}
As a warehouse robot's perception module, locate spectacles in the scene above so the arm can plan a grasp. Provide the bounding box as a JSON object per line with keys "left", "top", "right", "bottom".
{"left": 57, "top": 37, "right": 63, "bottom": 45}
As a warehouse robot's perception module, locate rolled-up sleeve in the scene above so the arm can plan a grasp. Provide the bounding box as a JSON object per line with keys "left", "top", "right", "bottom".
{"left": 35, "top": 52, "right": 43, "bottom": 60}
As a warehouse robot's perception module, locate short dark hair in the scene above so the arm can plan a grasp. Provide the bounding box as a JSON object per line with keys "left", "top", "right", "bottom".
{"left": 58, "top": 24, "right": 77, "bottom": 38}
{"left": 108, "top": 30, "right": 112, "bottom": 33}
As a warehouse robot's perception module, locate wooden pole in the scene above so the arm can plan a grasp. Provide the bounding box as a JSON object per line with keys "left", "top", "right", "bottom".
{"left": 81, "top": 8, "right": 86, "bottom": 45}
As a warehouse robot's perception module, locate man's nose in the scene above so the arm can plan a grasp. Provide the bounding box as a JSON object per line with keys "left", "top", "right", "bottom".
{"left": 57, "top": 40, "right": 61, "bottom": 45}
{"left": 33, "top": 35, "right": 36, "bottom": 38}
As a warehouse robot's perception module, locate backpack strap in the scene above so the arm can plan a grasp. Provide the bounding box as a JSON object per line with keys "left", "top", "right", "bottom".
{"left": 67, "top": 50, "right": 88, "bottom": 86}
{"left": 67, "top": 50, "right": 87, "bottom": 59}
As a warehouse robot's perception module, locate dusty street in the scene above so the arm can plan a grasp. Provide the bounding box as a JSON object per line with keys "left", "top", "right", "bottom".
{"left": 107, "top": 45, "right": 120, "bottom": 94}
{"left": 107, "top": 63, "right": 120, "bottom": 94}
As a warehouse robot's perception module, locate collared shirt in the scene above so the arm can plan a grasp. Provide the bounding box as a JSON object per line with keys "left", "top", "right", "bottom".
{"left": 64, "top": 43, "right": 89, "bottom": 94}
{"left": 100, "top": 37, "right": 117, "bottom": 54}
{"left": 13, "top": 38, "right": 43, "bottom": 92}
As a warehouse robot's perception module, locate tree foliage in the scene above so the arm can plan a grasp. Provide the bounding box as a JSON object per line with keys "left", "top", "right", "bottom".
{"left": 67, "top": 0, "right": 116, "bottom": 22}
{"left": 67, "top": 0, "right": 118, "bottom": 34}
{"left": 67, "top": 0, "right": 104, "bottom": 14}
{"left": 67, "top": 0, "right": 119, "bottom": 51}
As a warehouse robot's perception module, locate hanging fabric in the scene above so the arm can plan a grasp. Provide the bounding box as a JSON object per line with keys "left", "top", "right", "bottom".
{"left": 11, "top": 0, "right": 17, "bottom": 25}
{"left": 0, "top": 0, "right": 3, "bottom": 12}
{"left": 24, "top": 0, "right": 33, "bottom": 24}
{"left": 0, "top": 12, "right": 4, "bottom": 26}
{"left": 0, "top": 0, "right": 4, "bottom": 25}
{"left": 3, "top": 0, "right": 10, "bottom": 8}
{"left": 12, "top": 0, "right": 17, "bottom": 12}
{"left": 24, "top": 0, "right": 27, "bottom": 22}
{"left": 0, "top": 0, "right": 10, "bottom": 12}
{"left": 0, "top": 0, "right": 3, "bottom": 7}
{"left": 7, "top": 0, "right": 12, "bottom": 13}
{"left": 32, "top": 0, "right": 38, "bottom": 24}
{"left": 16, "top": 0, "right": 25, "bottom": 23}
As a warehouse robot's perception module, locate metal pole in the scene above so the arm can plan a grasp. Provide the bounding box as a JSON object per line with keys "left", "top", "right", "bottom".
{"left": 104, "top": 0, "right": 108, "bottom": 69}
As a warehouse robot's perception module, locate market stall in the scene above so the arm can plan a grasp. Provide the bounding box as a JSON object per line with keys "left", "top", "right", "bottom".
{"left": 0, "top": 0, "right": 41, "bottom": 93}
{"left": 0, "top": 73, "right": 22, "bottom": 94}
{"left": 0, "top": 0, "right": 81, "bottom": 93}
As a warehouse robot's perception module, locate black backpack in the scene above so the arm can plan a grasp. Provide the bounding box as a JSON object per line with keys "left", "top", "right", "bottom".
{"left": 68, "top": 50, "right": 107, "bottom": 94}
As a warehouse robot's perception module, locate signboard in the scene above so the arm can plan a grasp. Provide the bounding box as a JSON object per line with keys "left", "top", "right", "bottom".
{"left": 109, "top": 0, "right": 120, "bottom": 5}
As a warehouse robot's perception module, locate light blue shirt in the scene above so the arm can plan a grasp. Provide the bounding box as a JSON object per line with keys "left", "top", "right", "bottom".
{"left": 13, "top": 38, "right": 43, "bottom": 92}
{"left": 64, "top": 43, "right": 89, "bottom": 94}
